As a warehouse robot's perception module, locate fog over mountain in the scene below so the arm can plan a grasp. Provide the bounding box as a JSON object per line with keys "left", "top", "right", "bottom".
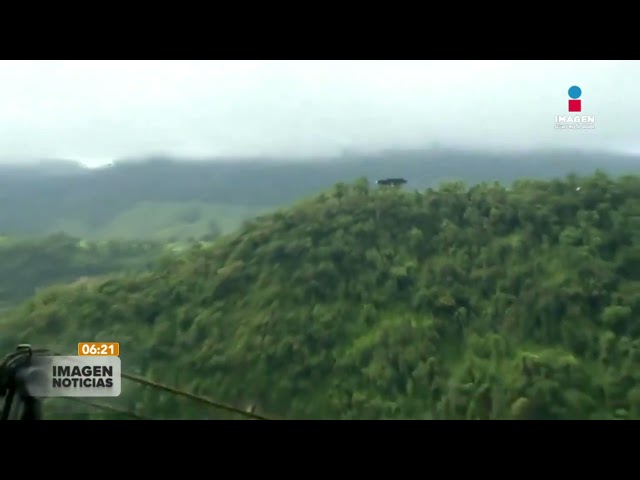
{"left": 1, "top": 60, "right": 639, "bottom": 164}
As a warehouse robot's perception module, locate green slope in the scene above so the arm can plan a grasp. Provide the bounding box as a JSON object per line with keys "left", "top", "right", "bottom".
{"left": 53, "top": 201, "right": 270, "bottom": 241}
{"left": 2, "top": 172, "right": 640, "bottom": 419}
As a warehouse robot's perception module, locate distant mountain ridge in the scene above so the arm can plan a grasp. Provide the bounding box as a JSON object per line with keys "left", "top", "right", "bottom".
{"left": 0, "top": 147, "right": 638, "bottom": 238}
{"left": 0, "top": 159, "right": 88, "bottom": 176}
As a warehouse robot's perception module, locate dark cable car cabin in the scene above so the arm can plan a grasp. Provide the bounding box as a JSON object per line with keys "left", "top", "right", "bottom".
{"left": 376, "top": 178, "right": 407, "bottom": 187}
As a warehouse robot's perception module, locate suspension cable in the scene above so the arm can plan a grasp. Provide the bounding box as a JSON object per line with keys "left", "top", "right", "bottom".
{"left": 121, "top": 372, "right": 270, "bottom": 420}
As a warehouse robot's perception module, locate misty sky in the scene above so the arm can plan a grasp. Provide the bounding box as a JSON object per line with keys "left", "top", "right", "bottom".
{"left": 1, "top": 60, "right": 639, "bottom": 165}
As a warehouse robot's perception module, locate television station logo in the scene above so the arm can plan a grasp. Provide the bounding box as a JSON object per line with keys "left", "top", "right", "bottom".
{"left": 554, "top": 85, "right": 595, "bottom": 130}
{"left": 23, "top": 342, "right": 121, "bottom": 398}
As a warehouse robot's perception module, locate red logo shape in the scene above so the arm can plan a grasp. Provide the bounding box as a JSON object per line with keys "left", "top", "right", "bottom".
{"left": 568, "top": 99, "right": 581, "bottom": 112}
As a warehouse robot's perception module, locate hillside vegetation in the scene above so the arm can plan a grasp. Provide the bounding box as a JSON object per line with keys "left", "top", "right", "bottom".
{"left": 54, "top": 201, "right": 262, "bottom": 242}
{"left": 0, "top": 234, "right": 169, "bottom": 309}
{"left": 2, "top": 172, "right": 640, "bottom": 419}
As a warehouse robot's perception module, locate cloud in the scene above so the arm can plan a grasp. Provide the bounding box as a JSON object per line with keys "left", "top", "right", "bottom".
{"left": 0, "top": 60, "right": 638, "bottom": 161}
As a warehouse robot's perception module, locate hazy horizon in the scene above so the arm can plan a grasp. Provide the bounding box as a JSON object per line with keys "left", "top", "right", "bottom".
{"left": 2, "top": 60, "right": 640, "bottom": 167}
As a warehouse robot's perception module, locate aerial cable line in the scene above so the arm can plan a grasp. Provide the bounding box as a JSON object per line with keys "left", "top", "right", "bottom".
{"left": 121, "top": 371, "right": 271, "bottom": 420}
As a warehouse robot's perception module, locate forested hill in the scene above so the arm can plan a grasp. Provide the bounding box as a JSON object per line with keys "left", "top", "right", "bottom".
{"left": 0, "top": 234, "right": 168, "bottom": 309}
{"left": 3, "top": 172, "right": 640, "bottom": 419}
{"left": 0, "top": 147, "right": 638, "bottom": 237}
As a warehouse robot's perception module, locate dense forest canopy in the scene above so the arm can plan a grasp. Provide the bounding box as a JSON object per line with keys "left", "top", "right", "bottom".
{"left": 2, "top": 171, "right": 639, "bottom": 420}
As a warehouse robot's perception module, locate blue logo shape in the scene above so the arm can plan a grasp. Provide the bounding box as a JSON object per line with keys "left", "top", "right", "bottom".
{"left": 568, "top": 86, "right": 582, "bottom": 99}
